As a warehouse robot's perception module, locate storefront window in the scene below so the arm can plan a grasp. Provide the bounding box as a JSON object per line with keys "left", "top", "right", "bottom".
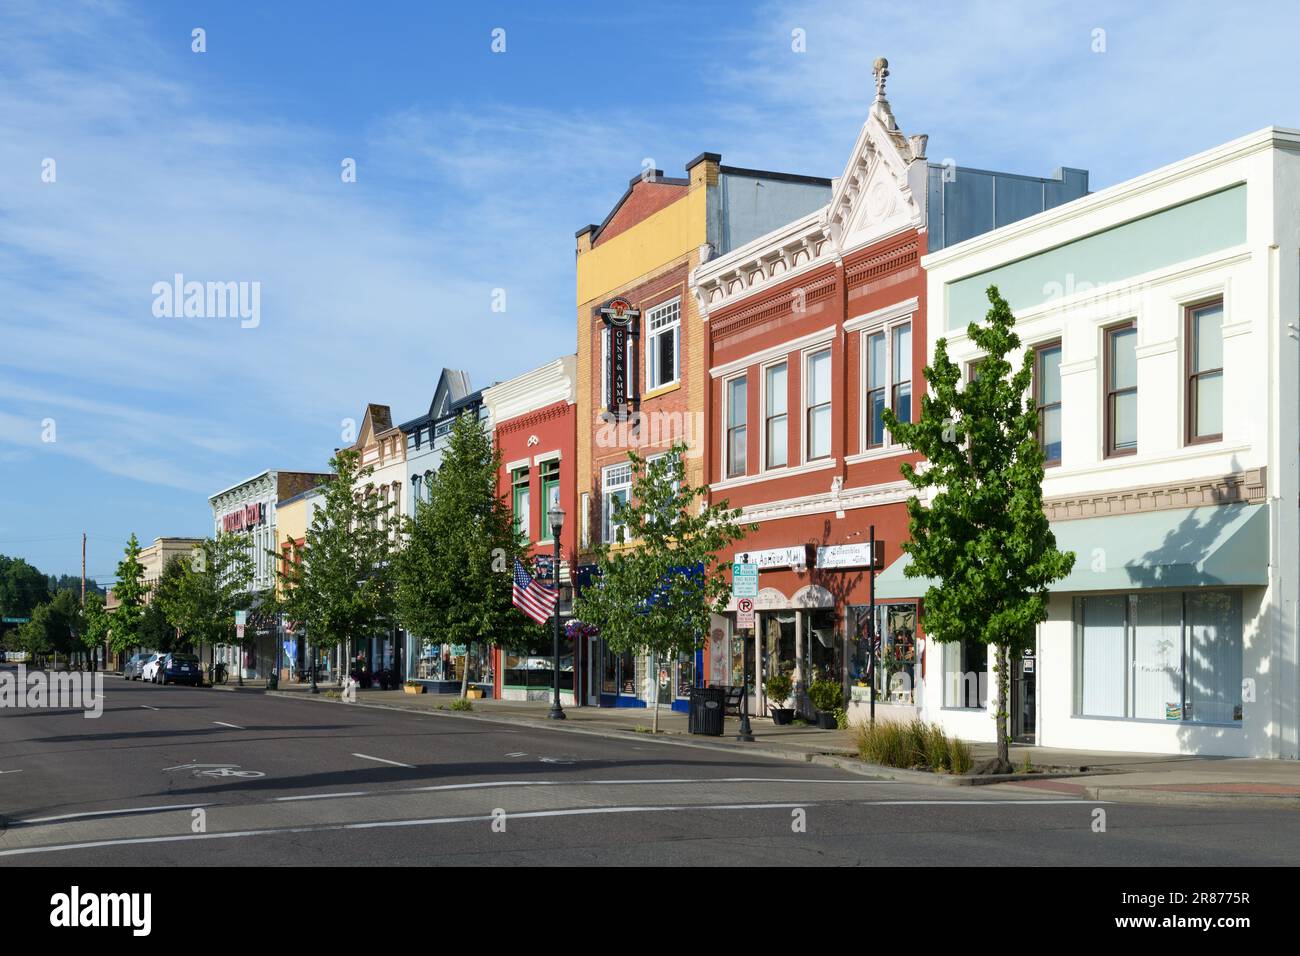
{"left": 601, "top": 641, "right": 618, "bottom": 694}
{"left": 804, "top": 608, "right": 840, "bottom": 684}
{"left": 676, "top": 652, "right": 695, "bottom": 698}
{"left": 944, "top": 635, "right": 988, "bottom": 709}
{"left": 504, "top": 634, "right": 574, "bottom": 691}
{"left": 847, "top": 604, "right": 917, "bottom": 705}
{"left": 1073, "top": 591, "right": 1242, "bottom": 723}
{"left": 619, "top": 649, "right": 636, "bottom": 696}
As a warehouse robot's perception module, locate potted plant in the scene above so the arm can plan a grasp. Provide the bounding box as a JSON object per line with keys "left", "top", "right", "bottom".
{"left": 403, "top": 680, "right": 425, "bottom": 695}
{"left": 764, "top": 673, "right": 794, "bottom": 725}
{"left": 808, "top": 678, "right": 843, "bottom": 729}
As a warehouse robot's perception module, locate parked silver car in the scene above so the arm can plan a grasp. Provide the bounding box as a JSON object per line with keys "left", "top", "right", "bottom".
{"left": 123, "top": 652, "right": 158, "bottom": 681}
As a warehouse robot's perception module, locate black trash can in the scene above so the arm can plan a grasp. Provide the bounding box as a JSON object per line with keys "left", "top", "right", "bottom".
{"left": 689, "top": 686, "right": 726, "bottom": 736}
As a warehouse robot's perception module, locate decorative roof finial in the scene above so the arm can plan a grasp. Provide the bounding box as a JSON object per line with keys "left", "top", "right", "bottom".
{"left": 873, "top": 57, "right": 889, "bottom": 100}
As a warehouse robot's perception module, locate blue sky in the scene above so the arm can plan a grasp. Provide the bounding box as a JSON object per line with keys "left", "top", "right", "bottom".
{"left": 2, "top": 0, "right": 1298, "bottom": 580}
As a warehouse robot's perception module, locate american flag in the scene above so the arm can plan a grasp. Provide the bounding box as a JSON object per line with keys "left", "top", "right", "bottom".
{"left": 512, "top": 559, "right": 557, "bottom": 625}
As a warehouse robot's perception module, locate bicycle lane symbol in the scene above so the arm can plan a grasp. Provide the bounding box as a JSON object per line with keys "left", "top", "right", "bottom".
{"left": 162, "top": 763, "right": 265, "bottom": 779}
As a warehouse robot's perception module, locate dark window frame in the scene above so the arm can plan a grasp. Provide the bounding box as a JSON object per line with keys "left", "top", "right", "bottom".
{"left": 1033, "top": 339, "right": 1063, "bottom": 467}
{"left": 1104, "top": 321, "right": 1138, "bottom": 459}
{"left": 1185, "top": 297, "right": 1224, "bottom": 445}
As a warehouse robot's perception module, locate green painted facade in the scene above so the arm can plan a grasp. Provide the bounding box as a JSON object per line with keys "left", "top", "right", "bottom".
{"left": 945, "top": 184, "right": 1247, "bottom": 329}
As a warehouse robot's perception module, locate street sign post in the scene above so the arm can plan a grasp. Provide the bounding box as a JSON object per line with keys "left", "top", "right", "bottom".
{"left": 731, "top": 562, "right": 758, "bottom": 598}
{"left": 736, "top": 597, "right": 755, "bottom": 629}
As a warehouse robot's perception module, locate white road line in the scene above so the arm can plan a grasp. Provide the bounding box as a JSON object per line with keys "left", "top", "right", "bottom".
{"left": 18, "top": 803, "right": 213, "bottom": 825}
{"left": 213, "top": 721, "right": 244, "bottom": 730}
{"left": 352, "top": 753, "right": 415, "bottom": 768}
{"left": 0, "top": 798, "right": 1103, "bottom": 859}
{"left": 140, "top": 705, "right": 159, "bottom": 711}
{"left": 162, "top": 762, "right": 239, "bottom": 772}
{"left": 0, "top": 769, "right": 23, "bottom": 775}
{"left": 276, "top": 791, "right": 371, "bottom": 802}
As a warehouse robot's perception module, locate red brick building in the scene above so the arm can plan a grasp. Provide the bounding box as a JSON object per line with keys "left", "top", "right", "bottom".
{"left": 693, "top": 66, "right": 929, "bottom": 723}
{"left": 482, "top": 356, "right": 580, "bottom": 704}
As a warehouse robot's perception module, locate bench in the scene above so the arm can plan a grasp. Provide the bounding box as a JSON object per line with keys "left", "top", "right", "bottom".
{"left": 708, "top": 683, "right": 745, "bottom": 717}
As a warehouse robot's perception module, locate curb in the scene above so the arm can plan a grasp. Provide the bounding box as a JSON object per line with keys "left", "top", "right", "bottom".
{"left": 248, "top": 691, "right": 1300, "bottom": 807}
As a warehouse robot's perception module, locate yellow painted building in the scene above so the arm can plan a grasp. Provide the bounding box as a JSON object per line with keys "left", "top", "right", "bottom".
{"left": 573, "top": 154, "right": 831, "bottom": 707}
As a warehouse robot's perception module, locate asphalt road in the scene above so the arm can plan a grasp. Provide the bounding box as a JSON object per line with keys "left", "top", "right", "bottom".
{"left": 1, "top": 675, "right": 1297, "bottom": 866}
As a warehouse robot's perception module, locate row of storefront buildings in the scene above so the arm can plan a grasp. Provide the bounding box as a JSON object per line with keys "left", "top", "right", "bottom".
{"left": 199, "top": 63, "right": 1300, "bottom": 759}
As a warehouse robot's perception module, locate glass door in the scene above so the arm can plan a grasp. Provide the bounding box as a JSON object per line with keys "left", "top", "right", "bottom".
{"left": 1012, "top": 649, "right": 1036, "bottom": 742}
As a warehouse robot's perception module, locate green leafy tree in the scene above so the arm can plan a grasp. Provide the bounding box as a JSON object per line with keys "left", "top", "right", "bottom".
{"left": 161, "top": 536, "right": 255, "bottom": 678}
{"left": 0, "top": 555, "right": 51, "bottom": 619}
{"left": 16, "top": 589, "right": 82, "bottom": 665}
{"left": 83, "top": 592, "right": 111, "bottom": 666}
{"left": 574, "top": 444, "right": 754, "bottom": 732}
{"left": 882, "top": 286, "right": 1075, "bottom": 772}
{"left": 394, "top": 411, "right": 536, "bottom": 698}
{"left": 273, "top": 449, "right": 394, "bottom": 693}
{"left": 108, "top": 534, "right": 149, "bottom": 658}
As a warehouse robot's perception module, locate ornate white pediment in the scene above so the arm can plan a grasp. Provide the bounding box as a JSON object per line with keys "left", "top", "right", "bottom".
{"left": 693, "top": 57, "right": 927, "bottom": 319}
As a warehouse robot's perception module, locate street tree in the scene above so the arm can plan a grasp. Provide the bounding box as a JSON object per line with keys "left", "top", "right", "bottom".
{"left": 395, "top": 411, "right": 536, "bottom": 698}
{"left": 573, "top": 444, "right": 753, "bottom": 733}
{"left": 273, "top": 449, "right": 395, "bottom": 693}
{"left": 82, "top": 592, "right": 111, "bottom": 667}
{"left": 881, "top": 285, "right": 1074, "bottom": 772}
{"left": 108, "top": 534, "right": 149, "bottom": 658}
{"left": 161, "top": 535, "right": 255, "bottom": 679}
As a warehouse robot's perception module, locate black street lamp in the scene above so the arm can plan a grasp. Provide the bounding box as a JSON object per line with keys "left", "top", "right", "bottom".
{"left": 547, "top": 504, "right": 566, "bottom": 720}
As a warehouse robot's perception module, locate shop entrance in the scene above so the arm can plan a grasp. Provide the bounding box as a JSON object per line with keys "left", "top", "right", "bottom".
{"left": 1011, "top": 650, "right": 1036, "bottom": 742}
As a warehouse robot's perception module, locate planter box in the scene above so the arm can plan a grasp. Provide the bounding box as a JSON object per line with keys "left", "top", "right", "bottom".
{"left": 465, "top": 688, "right": 485, "bottom": 700}
{"left": 403, "top": 684, "right": 425, "bottom": 695}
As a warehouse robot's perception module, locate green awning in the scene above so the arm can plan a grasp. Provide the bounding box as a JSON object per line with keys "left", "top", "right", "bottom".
{"left": 872, "top": 502, "right": 1269, "bottom": 599}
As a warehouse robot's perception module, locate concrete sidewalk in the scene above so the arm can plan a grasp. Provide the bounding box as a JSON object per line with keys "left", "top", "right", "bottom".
{"left": 251, "top": 680, "right": 1300, "bottom": 808}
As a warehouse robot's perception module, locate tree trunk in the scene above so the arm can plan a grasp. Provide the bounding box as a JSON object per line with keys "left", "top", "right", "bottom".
{"left": 650, "top": 650, "right": 660, "bottom": 735}
{"left": 460, "top": 642, "right": 470, "bottom": 699}
{"left": 994, "top": 643, "right": 1011, "bottom": 773}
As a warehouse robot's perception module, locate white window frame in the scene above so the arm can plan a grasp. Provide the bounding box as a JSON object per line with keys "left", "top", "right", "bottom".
{"left": 722, "top": 372, "right": 748, "bottom": 479}
{"left": 759, "top": 357, "right": 789, "bottom": 473}
{"left": 645, "top": 297, "right": 680, "bottom": 391}
{"left": 802, "top": 344, "right": 834, "bottom": 464}
{"left": 858, "top": 317, "right": 913, "bottom": 453}
{"left": 602, "top": 462, "right": 632, "bottom": 544}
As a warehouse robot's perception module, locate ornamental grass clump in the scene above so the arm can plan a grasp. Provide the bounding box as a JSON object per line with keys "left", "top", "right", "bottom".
{"left": 856, "top": 719, "right": 972, "bottom": 774}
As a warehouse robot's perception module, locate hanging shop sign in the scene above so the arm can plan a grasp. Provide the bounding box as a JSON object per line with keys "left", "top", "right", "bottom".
{"left": 815, "top": 542, "right": 882, "bottom": 570}
{"left": 733, "top": 545, "right": 808, "bottom": 571}
{"left": 600, "top": 296, "right": 640, "bottom": 417}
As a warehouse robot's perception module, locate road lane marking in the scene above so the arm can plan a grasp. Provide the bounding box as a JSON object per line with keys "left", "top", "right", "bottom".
{"left": 276, "top": 791, "right": 372, "bottom": 802}
{"left": 276, "top": 776, "right": 901, "bottom": 803}
{"left": 0, "top": 769, "right": 23, "bottom": 775}
{"left": 163, "top": 763, "right": 242, "bottom": 772}
{"left": 141, "top": 705, "right": 159, "bottom": 711}
{"left": 213, "top": 721, "right": 244, "bottom": 730}
{"left": 18, "top": 803, "right": 213, "bottom": 825}
{"left": 0, "top": 798, "right": 1106, "bottom": 858}
{"left": 352, "top": 753, "right": 415, "bottom": 768}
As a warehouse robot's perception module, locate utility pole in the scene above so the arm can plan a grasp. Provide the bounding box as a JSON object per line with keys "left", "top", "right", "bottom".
{"left": 81, "top": 532, "right": 86, "bottom": 606}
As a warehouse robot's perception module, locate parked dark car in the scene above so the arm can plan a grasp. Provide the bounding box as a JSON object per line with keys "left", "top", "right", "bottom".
{"left": 159, "top": 653, "right": 203, "bottom": 686}
{"left": 124, "top": 652, "right": 157, "bottom": 681}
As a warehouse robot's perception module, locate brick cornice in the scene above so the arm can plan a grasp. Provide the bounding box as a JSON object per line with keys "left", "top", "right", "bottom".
{"left": 497, "top": 401, "right": 571, "bottom": 434}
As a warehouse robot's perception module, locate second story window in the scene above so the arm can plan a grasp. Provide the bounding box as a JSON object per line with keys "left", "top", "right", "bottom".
{"left": 865, "top": 321, "right": 912, "bottom": 449}
{"left": 726, "top": 375, "right": 747, "bottom": 479}
{"left": 764, "top": 362, "right": 788, "bottom": 469}
{"left": 1105, "top": 322, "right": 1138, "bottom": 457}
{"left": 539, "top": 459, "right": 560, "bottom": 541}
{"left": 1034, "top": 340, "right": 1062, "bottom": 466}
{"left": 512, "top": 466, "right": 530, "bottom": 540}
{"left": 603, "top": 463, "right": 632, "bottom": 544}
{"left": 806, "top": 348, "right": 832, "bottom": 461}
{"left": 646, "top": 297, "right": 680, "bottom": 390}
{"left": 1187, "top": 299, "right": 1224, "bottom": 443}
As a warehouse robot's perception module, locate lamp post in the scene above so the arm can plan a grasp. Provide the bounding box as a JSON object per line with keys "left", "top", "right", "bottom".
{"left": 547, "top": 504, "right": 567, "bottom": 720}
